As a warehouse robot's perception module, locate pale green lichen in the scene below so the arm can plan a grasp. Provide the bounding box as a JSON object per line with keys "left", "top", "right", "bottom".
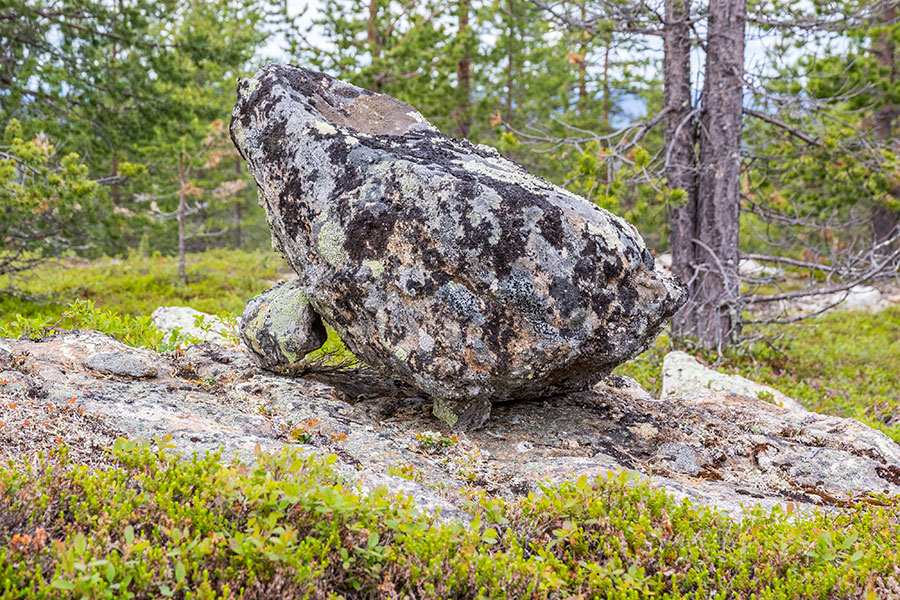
{"left": 268, "top": 289, "right": 312, "bottom": 362}
{"left": 431, "top": 398, "right": 459, "bottom": 428}
{"left": 244, "top": 303, "right": 270, "bottom": 356}
{"left": 312, "top": 121, "right": 338, "bottom": 135}
{"left": 318, "top": 220, "right": 349, "bottom": 266}
{"left": 240, "top": 77, "right": 260, "bottom": 99}
{"left": 363, "top": 259, "right": 385, "bottom": 276}
{"left": 587, "top": 220, "right": 626, "bottom": 254}
{"left": 453, "top": 158, "right": 546, "bottom": 194}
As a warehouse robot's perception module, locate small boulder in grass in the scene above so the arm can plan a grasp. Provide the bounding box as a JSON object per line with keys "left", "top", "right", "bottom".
{"left": 230, "top": 64, "right": 686, "bottom": 428}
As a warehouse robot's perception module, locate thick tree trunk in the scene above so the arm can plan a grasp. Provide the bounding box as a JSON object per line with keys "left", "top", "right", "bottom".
{"left": 455, "top": 0, "right": 472, "bottom": 138}
{"left": 602, "top": 45, "right": 611, "bottom": 126}
{"left": 694, "top": 0, "right": 745, "bottom": 347}
{"left": 178, "top": 151, "right": 186, "bottom": 285}
{"left": 111, "top": 153, "right": 121, "bottom": 206}
{"left": 577, "top": 5, "right": 589, "bottom": 116}
{"left": 665, "top": 0, "right": 698, "bottom": 323}
{"left": 873, "top": 2, "right": 900, "bottom": 254}
{"left": 670, "top": 0, "right": 745, "bottom": 348}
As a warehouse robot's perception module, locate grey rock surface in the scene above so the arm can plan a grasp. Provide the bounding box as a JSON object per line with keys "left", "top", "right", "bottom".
{"left": 230, "top": 64, "right": 686, "bottom": 428}
{"left": 84, "top": 351, "right": 159, "bottom": 379}
{"left": 661, "top": 350, "right": 807, "bottom": 413}
{"left": 3, "top": 332, "right": 899, "bottom": 522}
{"left": 241, "top": 279, "right": 328, "bottom": 369}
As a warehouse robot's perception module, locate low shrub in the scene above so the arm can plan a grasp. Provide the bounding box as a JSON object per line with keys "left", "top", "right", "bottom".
{"left": 1, "top": 442, "right": 898, "bottom": 599}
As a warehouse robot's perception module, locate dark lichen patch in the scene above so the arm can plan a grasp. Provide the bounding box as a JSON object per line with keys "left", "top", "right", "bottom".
{"left": 278, "top": 168, "right": 319, "bottom": 242}
{"left": 537, "top": 208, "right": 566, "bottom": 249}
{"left": 877, "top": 465, "right": 900, "bottom": 486}
{"left": 344, "top": 204, "right": 399, "bottom": 262}
{"left": 549, "top": 276, "right": 580, "bottom": 320}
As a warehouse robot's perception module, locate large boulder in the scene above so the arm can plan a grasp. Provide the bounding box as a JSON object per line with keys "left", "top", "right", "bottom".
{"left": 230, "top": 64, "right": 686, "bottom": 428}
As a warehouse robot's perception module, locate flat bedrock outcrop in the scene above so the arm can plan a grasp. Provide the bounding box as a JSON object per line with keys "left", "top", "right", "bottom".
{"left": 3, "top": 332, "right": 899, "bottom": 521}
{"left": 231, "top": 64, "right": 686, "bottom": 427}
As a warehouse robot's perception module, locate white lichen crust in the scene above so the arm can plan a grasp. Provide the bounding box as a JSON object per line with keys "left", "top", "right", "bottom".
{"left": 230, "top": 64, "right": 687, "bottom": 428}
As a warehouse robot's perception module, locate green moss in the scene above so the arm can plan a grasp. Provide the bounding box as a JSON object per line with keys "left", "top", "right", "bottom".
{"left": 0, "top": 248, "right": 286, "bottom": 322}
{"left": 1, "top": 443, "right": 898, "bottom": 599}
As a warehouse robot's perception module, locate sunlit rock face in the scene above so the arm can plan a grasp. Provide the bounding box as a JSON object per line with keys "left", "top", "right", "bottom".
{"left": 231, "top": 63, "right": 686, "bottom": 428}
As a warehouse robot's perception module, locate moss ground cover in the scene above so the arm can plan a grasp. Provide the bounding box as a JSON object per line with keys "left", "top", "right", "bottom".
{"left": 0, "top": 249, "right": 287, "bottom": 323}
{"left": 1, "top": 442, "right": 898, "bottom": 599}
{"left": 1, "top": 252, "right": 900, "bottom": 598}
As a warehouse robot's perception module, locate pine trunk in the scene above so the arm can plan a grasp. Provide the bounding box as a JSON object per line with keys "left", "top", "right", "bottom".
{"left": 665, "top": 0, "right": 697, "bottom": 317}
{"left": 455, "top": 0, "right": 472, "bottom": 139}
{"left": 368, "top": 0, "right": 382, "bottom": 92}
{"left": 670, "top": 0, "right": 745, "bottom": 348}
{"left": 873, "top": 2, "right": 900, "bottom": 253}
{"left": 234, "top": 155, "right": 243, "bottom": 249}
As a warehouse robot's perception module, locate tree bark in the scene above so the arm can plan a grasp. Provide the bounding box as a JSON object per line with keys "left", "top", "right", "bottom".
{"left": 665, "top": 0, "right": 697, "bottom": 315}
{"left": 693, "top": 0, "right": 745, "bottom": 347}
{"left": 455, "top": 0, "right": 472, "bottom": 138}
{"left": 873, "top": 1, "right": 900, "bottom": 254}
{"left": 504, "top": 0, "right": 516, "bottom": 123}
{"left": 178, "top": 151, "right": 186, "bottom": 285}
{"left": 577, "top": 4, "right": 589, "bottom": 116}
{"left": 602, "top": 44, "right": 611, "bottom": 126}
{"left": 368, "top": 0, "right": 382, "bottom": 92}
{"left": 111, "top": 153, "right": 121, "bottom": 206}
{"left": 669, "top": 0, "right": 745, "bottom": 348}
{"left": 233, "top": 155, "right": 243, "bottom": 249}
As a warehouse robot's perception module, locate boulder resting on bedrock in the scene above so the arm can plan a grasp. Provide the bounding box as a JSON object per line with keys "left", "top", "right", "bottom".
{"left": 231, "top": 63, "right": 687, "bottom": 428}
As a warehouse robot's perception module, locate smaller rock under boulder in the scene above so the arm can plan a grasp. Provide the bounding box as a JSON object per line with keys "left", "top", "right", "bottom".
{"left": 661, "top": 351, "right": 806, "bottom": 413}
{"left": 240, "top": 280, "right": 328, "bottom": 370}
